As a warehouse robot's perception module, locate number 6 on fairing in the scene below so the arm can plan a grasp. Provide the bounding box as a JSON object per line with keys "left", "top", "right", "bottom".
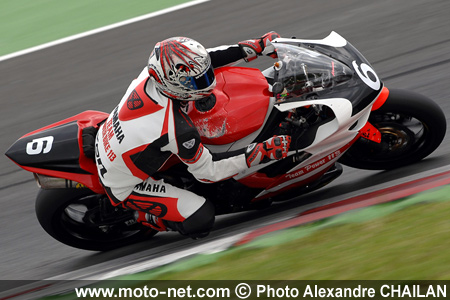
{"left": 352, "top": 61, "right": 380, "bottom": 90}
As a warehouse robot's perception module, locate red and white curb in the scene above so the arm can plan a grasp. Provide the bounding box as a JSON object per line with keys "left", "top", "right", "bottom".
{"left": 235, "top": 168, "right": 450, "bottom": 246}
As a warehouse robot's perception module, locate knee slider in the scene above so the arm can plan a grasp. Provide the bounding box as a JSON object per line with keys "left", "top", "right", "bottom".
{"left": 167, "top": 200, "right": 215, "bottom": 239}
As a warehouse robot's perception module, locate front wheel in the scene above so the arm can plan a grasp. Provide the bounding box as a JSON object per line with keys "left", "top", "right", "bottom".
{"left": 339, "top": 89, "right": 446, "bottom": 170}
{"left": 35, "top": 188, "right": 156, "bottom": 251}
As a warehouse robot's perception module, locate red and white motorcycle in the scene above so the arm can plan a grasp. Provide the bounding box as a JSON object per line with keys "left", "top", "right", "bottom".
{"left": 6, "top": 32, "right": 446, "bottom": 251}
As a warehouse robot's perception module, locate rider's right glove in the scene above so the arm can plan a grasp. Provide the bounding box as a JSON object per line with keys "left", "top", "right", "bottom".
{"left": 238, "top": 31, "right": 280, "bottom": 62}
{"left": 245, "top": 135, "right": 291, "bottom": 168}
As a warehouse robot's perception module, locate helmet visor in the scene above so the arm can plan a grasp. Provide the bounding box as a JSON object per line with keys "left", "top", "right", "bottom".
{"left": 179, "top": 66, "right": 215, "bottom": 90}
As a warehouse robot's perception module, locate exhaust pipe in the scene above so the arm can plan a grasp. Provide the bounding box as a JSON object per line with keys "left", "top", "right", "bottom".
{"left": 34, "top": 173, "right": 87, "bottom": 189}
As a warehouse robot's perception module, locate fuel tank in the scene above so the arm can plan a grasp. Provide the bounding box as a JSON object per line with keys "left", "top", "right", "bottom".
{"left": 188, "top": 67, "right": 272, "bottom": 145}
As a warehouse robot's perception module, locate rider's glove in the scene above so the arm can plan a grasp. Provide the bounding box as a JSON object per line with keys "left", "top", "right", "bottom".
{"left": 238, "top": 31, "right": 280, "bottom": 62}
{"left": 245, "top": 135, "right": 291, "bottom": 168}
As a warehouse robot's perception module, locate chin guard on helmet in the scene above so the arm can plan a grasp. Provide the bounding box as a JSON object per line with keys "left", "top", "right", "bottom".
{"left": 148, "top": 37, "right": 216, "bottom": 101}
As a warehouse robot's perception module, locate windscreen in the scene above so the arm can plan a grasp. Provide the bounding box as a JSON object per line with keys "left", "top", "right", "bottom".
{"left": 273, "top": 43, "right": 353, "bottom": 102}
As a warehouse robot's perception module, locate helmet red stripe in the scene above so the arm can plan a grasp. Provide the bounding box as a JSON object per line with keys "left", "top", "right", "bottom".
{"left": 147, "top": 37, "right": 216, "bottom": 101}
{"left": 169, "top": 42, "right": 201, "bottom": 70}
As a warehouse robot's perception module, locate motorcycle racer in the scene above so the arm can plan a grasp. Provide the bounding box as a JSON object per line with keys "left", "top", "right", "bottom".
{"left": 95, "top": 32, "right": 291, "bottom": 238}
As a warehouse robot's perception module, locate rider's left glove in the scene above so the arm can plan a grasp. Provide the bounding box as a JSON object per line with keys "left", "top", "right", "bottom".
{"left": 239, "top": 31, "right": 280, "bottom": 62}
{"left": 245, "top": 135, "right": 291, "bottom": 168}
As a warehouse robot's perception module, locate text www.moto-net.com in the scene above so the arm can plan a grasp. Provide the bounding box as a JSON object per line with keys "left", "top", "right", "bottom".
{"left": 75, "top": 284, "right": 246, "bottom": 299}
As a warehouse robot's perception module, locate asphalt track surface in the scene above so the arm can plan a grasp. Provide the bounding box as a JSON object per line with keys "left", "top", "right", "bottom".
{"left": 0, "top": 0, "right": 449, "bottom": 282}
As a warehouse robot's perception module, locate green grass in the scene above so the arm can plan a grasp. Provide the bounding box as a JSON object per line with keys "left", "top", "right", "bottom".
{"left": 150, "top": 194, "right": 450, "bottom": 280}
{"left": 0, "top": 0, "right": 191, "bottom": 56}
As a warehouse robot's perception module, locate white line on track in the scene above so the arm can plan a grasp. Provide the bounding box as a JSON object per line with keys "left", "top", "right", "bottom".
{"left": 86, "top": 234, "right": 248, "bottom": 281}
{"left": 0, "top": 0, "right": 210, "bottom": 62}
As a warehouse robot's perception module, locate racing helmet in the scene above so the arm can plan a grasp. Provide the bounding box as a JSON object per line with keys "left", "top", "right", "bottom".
{"left": 148, "top": 37, "right": 216, "bottom": 101}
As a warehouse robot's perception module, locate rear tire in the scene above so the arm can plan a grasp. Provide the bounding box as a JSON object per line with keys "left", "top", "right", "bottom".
{"left": 339, "top": 89, "right": 446, "bottom": 170}
{"left": 35, "top": 189, "right": 156, "bottom": 251}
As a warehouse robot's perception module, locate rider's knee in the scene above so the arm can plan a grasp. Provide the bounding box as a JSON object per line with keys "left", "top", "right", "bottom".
{"left": 167, "top": 200, "right": 215, "bottom": 239}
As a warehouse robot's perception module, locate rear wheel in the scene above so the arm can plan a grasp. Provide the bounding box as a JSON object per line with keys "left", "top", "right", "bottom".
{"left": 35, "top": 189, "right": 156, "bottom": 251}
{"left": 339, "top": 89, "right": 446, "bottom": 170}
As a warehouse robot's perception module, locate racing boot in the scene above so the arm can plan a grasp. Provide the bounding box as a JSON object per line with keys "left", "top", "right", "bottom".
{"left": 135, "top": 212, "right": 209, "bottom": 238}
{"left": 135, "top": 211, "right": 169, "bottom": 232}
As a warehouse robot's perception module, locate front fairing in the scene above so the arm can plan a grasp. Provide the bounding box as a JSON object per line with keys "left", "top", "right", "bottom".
{"left": 268, "top": 33, "right": 383, "bottom": 115}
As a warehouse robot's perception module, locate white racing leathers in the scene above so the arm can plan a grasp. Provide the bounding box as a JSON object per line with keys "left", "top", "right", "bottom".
{"left": 95, "top": 65, "right": 248, "bottom": 223}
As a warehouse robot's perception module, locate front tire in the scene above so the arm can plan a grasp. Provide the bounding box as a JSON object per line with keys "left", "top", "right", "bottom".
{"left": 35, "top": 189, "right": 156, "bottom": 251}
{"left": 339, "top": 89, "right": 446, "bottom": 170}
